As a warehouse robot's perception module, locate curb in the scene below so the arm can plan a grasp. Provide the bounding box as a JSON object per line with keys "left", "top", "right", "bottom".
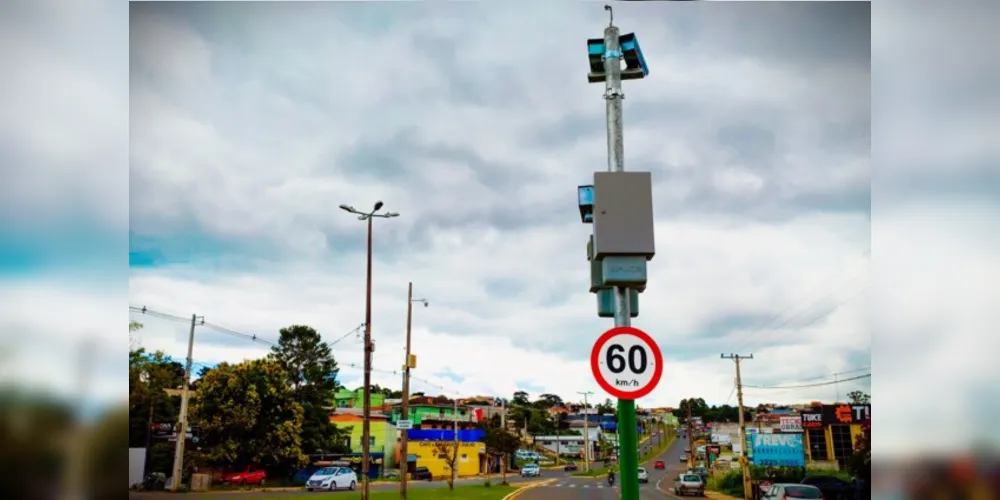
{"left": 501, "top": 478, "right": 556, "bottom": 500}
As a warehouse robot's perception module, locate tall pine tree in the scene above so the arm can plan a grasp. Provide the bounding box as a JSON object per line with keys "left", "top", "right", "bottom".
{"left": 270, "top": 325, "right": 349, "bottom": 454}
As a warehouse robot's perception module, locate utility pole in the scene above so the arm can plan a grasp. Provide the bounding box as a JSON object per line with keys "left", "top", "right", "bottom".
{"left": 686, "top": 401, "right": 694, "bottom": 468}
{"left": 578, "top": 391, "right": 593, "bottom": 471}
{"left": 399, "top": 282, "right": 427, "bottom": 499}
{"left": 170, "top": 314, "right": 203, "bottom": 491}
{"left": 339, "top": 201, "right": 399, "bottom": 500}
{"left": 722, "top": 353, "right": 754, "bottom": 500}
{"left": 452, "top": 397, "right": 459, "bottom": 485}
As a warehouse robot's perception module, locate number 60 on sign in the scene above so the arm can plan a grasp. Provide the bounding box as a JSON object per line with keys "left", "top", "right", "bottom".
{"left": 590, "top": 326, "right": 663, "bottom": 400}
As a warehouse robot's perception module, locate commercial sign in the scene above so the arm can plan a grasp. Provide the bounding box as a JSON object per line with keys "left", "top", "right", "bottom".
{"left": 800, "top": 411, "right": 823, "bottom": 429}
{"left": 822, "top": 404, "right": 870, "bottom": 425}
{"left": 750, "top": 433, "right": 805, "bottom": 467}
{"left": 396, "top": 419, "right": 413, "bottom": 430}
{"left": 779, "top": 416, "right": 803, "bottom": 433}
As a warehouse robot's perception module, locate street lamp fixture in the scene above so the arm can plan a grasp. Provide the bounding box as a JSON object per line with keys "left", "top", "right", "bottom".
{"left": 340, "top": 200, "right": 399, "bottom": 500}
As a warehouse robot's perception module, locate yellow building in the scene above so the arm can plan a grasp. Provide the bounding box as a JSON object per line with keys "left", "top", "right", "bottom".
{"left": 329, "top": 410, "right": 398, "bottom": 469}
{"left": 409, "top": 441, "right": 484, "bottom": 479}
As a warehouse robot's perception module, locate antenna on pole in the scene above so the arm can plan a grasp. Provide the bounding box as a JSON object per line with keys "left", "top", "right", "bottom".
{"left": 604, "top": 4, "right": 613, "bottom": 27}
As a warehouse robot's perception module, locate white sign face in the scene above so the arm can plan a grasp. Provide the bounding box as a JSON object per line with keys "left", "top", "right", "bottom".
{"left": 396, "top": 420, "right": 413, "bottom": 429}
{"left": 779, "top": 416, "right": 803, "bottom": 433}
{"left": 595, "top": 332, "right": 658, "bottom": 395}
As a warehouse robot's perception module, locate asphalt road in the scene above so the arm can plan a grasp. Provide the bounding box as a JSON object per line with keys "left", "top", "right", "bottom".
{"left": 518, "top": 433, "right": 689, "bottom": 500}
{"left": 127, "top": 468, "right": 576, "bottom": 499}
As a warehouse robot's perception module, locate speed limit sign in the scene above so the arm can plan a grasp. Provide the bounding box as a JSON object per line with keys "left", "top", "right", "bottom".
{"left": 590, "top": 326, "right": 663, "bottom": 399}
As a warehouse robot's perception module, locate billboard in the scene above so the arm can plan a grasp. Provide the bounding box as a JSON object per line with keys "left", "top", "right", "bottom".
{"left": 821, "top": 404, "right": 870, "bottom": 425}
{"left": 800, "top": 411, "right": 823, "bottom": 429}
{"left": 750, "top": 433, "right": 805, "bottom": 467}
{"left": 779, "top": 416, "right": 803, "bottom": 433}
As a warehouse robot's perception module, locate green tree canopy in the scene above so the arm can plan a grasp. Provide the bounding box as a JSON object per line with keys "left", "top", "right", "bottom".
{"left": 269, "top": 324, "right": 349, "bottom": 454}
{"left": 192, "top": 358, "right": 307, "bottom": 475}
{"left": 128, "top": 348, "right": 184, "bottom": 450}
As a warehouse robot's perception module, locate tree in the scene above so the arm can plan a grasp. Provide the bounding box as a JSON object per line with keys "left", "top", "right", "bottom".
{"left": 129, "top": 320, "right": 143, "bottom": 350}
{"left": 431, "top": 441, "right": 459, "bottom": 489}
{"left": 191, "top": 358, "right": 307, "bottom": 476}
{"left": 847, "top": 391, "right": 870, "bottom": 405}
{"left": 848, "top": 422, "right": 870, "bottom": 486}
{"left": 596, "top": 398, "right": 616, "bottom": 415}
{"left": 128, "top": 348, "right": 184, "bottom": 454}
{"left": 533, "top": 393, "right": 563, "bottom": 409}
{"left": 483, "top": 426, "right": 520, "bottom": 485}
{"left": 512, "top": 391, "right": 529, "bottom": 405}
{"left": 269, "top": 325, "right": 349, "bottom": 454}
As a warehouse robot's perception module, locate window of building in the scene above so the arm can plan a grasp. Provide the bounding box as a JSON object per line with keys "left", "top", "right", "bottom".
{"left": 830, "top": 425, "right": 853, "bottom": 467}
{"left": 369, "top": 436, "right": 376, "bottom": 446}
{"left": 807, "top": 429, "right": 827, "bottom": 461}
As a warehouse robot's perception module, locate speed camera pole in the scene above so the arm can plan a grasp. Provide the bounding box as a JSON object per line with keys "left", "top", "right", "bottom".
{"left": 604, "top": 9, "right": 639, "bottom": 500}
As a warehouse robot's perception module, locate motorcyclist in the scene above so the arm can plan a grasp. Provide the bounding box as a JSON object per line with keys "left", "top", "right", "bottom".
{"left": 607, "top": 470, "right": 616, "bottom": 486}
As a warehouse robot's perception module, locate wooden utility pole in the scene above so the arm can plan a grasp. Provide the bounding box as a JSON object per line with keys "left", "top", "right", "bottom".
{"left": 722, "top": 353, "right": 753, "bottom": 500}
{"left": 399, "top": 282, "right": 426, "bottom": 499}
{"left": 686, "top": 401, "right": 694, "bottom": 468}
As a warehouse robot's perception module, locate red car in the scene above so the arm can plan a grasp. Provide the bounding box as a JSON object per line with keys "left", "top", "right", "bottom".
{"left": 222, "top": 466, "right": 267, "bottom": 486}
{"left": 654, "top": 460, "right": 665, "bottom": 469}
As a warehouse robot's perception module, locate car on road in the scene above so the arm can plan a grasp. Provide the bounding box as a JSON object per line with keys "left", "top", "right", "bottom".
{"left": 520, "top": 463, "right": 541, "bottom": 477}
{"left": 637, "top": 467, "right": 649, "bottom": 483}
{"left": 305, "top": 467, "right": 356, "bottom": 491}
{"left": 563, "top": 461, "right": 578, "bottom": 471}
{"left": 673, "top": 473, "right": 705, "bottom": 496}
{"left": 680, "top": 453, "right": 689, "bottom": 462}
{"left": 763, "top": 483, "right": 823, "bottom": 500}
{"left": 222, "top": 466, "right": 266, "bottom": 486}
{"left": 410, "top": 466, "right": 433, "bottom": 481}
{"left": 799, "top": 475, "right": 853, "bottom": 500}
{"left": 654, "top": 460, "right": 665, "bottom": 469}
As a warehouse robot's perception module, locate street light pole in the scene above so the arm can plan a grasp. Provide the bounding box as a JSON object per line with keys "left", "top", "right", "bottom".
{"left": 340, "top": 201, "right": 399, "bottom": 500}
{"left": 577, "top": 391, "right": 593, "bottom": 472}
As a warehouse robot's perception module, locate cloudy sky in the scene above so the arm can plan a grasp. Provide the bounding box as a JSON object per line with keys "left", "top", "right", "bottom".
{"left": 121, "top": 0, "right": 872, "bottom": 409}
{"left": 2, "top": 0, "right": 998, "bottom": 457}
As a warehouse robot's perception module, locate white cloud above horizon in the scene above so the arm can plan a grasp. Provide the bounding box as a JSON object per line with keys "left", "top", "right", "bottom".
{"left": 7, "top": 0, "right": 1000, "bottom": 458}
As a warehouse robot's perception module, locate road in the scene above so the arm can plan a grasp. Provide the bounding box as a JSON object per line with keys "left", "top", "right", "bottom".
{"left": 127, "top": 468, "right": 577, "bottom": 499}
{"left": 126, "top": 432, "right": 677, "bottom": 499}
{"left": 518, "top": 433, "right": 688, "bottom": 500}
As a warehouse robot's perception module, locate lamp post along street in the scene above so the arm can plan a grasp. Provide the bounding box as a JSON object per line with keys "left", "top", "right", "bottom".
{"left": 578, "top": 391, "right": 593, "bottom": 471}
{"left": 340, "top": 202, "right": 399, "bottom": 500}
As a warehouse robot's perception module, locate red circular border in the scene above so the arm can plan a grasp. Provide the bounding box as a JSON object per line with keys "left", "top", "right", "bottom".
{"left": 590, "top": 326, "right": 663, "bottom": 400}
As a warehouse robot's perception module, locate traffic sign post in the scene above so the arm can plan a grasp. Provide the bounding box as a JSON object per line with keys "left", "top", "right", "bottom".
{"left": 591, "top": 326, "right": 662, "bottom": 500}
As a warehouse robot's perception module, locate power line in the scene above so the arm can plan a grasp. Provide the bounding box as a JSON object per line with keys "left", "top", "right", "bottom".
{"left": 730, "top": 251, "right": 869, "bottom": 353}
{"left": 742, "top": 373, "right": 870, "bottom": 390}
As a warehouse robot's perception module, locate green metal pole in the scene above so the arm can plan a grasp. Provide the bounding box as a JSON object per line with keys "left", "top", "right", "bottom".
{"left": 617, "top": 398, "right": 639, "bottom": 500}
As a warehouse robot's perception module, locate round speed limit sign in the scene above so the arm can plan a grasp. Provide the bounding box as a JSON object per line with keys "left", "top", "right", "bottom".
{"left": 590, "top": 326, "right": 663, "bottom": 400}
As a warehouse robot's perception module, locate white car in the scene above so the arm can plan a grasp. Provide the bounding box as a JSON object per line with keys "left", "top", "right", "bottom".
{"left": 520, "top": 463, "right": 540, "bottom": 477}
{"left": 305, "top": 466, "right": 357, "bottom": 491}
{"left": 637, "top": 467, "right": 649, "bottom": 483}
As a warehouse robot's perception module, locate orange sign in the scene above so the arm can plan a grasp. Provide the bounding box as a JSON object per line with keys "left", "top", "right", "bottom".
{"left": 834, "top": 405, "right": 853, "bottom": 423}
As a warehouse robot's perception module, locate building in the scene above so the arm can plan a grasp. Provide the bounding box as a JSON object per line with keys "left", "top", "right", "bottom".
{"left": 334, "top": 388, "right": 386, "bottom": 409}
{"left": 328, "top": 408, "right": 398, "bottom": 476}
{"left": 406, "top": 440, "right": 484, "bottom": 478}
{"left": 533, "top": 428, "right": 602, "bottom": 459}
{"left": 799, "top": 403, "right": 870, "bottom": 467}
{"left": 388, "top": 397, "right": 473, "bottom": 427}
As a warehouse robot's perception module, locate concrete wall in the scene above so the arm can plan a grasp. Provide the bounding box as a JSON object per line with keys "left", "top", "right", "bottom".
{"left": 129, "top": 448, "right": 146, "bottom": 487}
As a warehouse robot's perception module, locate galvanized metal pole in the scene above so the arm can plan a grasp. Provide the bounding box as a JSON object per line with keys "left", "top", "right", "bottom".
{"left": 603, "top": 18, "right": 640, "bottom": 500}
{"left": 362, "top": 216, "right": 374, "bottom": 500}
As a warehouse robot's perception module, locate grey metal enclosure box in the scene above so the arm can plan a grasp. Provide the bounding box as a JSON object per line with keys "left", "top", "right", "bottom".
{"left": 592, "top": 171, "right": 655, "bottom": 259}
